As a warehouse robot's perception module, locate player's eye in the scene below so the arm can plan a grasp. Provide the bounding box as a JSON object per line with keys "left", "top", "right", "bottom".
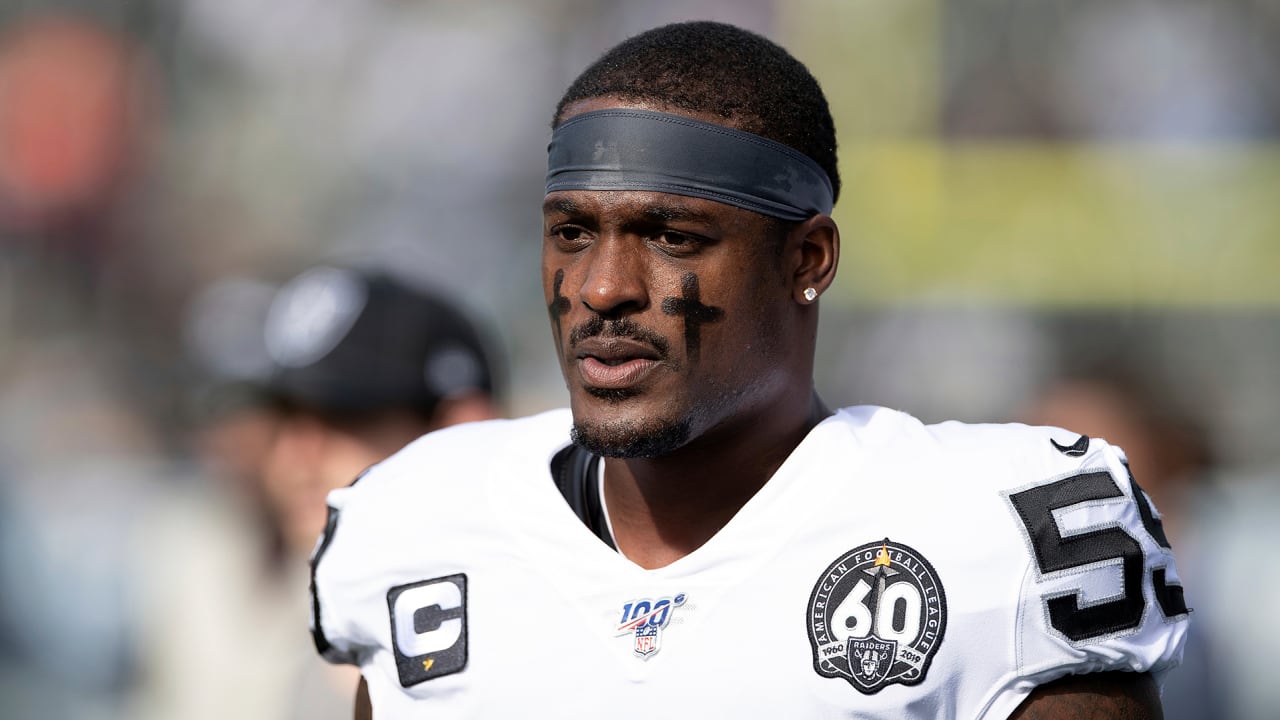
{"left": 652, "top": 231, "right": 703, "bottom": 255}
{"left": 548, "top": 224, "right": 590, "bottom": 250}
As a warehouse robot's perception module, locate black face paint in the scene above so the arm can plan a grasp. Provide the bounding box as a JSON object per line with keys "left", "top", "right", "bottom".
{"left": 661, "top": 272, "right": 724, "bottom": 363}
{"left": 549, "top": 268, "right": 570, "bottom": 342}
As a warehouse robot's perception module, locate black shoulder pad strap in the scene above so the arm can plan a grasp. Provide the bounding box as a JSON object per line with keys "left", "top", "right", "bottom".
{"left": 550, "top": 444, "right": 616, "bottom": 551}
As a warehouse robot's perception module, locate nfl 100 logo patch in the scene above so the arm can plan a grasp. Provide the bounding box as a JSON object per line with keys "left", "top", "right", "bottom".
{"left": 807, "top": 539, "right": 947, "bottom": 694}
{"left": 615, "top": 593, "right": 687, "bottom": 659}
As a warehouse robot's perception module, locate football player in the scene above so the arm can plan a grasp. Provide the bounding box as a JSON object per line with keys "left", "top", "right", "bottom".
{"left": 312, "top": 22, "right": 1188, "bottom": 719}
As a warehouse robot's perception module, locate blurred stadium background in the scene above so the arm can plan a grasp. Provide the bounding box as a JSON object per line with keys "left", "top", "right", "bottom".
{"left": 0, "top": 1, "right": 1276, "bottom": 719}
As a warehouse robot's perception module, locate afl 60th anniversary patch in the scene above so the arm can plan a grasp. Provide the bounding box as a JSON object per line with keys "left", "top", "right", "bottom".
{"left": 807, "top": 539, "right": 947, "bottom": 694}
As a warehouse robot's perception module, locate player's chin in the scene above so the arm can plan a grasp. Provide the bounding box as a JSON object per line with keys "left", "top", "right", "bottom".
{"left": 569, "top": 411, "right": 691, "bottom": 459}
{"left": 571, "top": 384, "right": 665, "bottom": 427}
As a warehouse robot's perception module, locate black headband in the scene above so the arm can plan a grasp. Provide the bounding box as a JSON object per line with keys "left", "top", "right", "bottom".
{"left": 546, "top": 109, "right": 834, "bottom": 221}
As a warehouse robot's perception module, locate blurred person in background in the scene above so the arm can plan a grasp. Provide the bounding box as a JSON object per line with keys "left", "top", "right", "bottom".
{"left": 134, "top": 264, "right": 504, "bottom": 720}
{"left": 256, "top": 265, "right": 503, "bottom": 561}
{"left": 180, "top": 274, "right": 288, "bottom": 563}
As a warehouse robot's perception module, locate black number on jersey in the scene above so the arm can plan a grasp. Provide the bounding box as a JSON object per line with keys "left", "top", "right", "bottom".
{"left": 1008, "top": 470, "right": 1188, "bottom": 643}
{"left": 1127, "top": 470, "right": 1190, "bottom": 620}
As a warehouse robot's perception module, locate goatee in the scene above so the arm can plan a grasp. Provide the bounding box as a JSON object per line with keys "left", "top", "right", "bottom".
{"left": 570, "top": 418, "right": 691, "bottom": 458}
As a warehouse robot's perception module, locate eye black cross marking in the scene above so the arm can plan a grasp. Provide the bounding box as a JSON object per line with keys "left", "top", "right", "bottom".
{"left": 549, "top": 268, "right": 570, "bottom": 341}
{"left": 661, "top": 272, "right": 723, "bottom": 362}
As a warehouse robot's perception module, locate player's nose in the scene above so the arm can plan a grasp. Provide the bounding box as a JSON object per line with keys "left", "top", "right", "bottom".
{"left": 579, "top": 236, "right": 648, "bottom": 316}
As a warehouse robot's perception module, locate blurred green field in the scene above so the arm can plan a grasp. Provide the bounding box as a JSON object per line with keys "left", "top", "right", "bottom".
{"left": 832, "top": 141, "right": 1279, "bottom": 306}
{"left": 786, "top": 0, "right": 1279, "bottom": 307}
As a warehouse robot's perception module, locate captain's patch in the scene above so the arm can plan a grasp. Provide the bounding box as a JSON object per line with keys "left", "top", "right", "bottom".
{"left": 388, "top": 574, "right": 468, "bottom": 686}
{"left": 807, "top": 539, "right": 947, "bottom": 694}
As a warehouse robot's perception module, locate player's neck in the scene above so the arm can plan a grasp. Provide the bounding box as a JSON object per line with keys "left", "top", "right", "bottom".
{"left": 602, "top": 393, "right": 831, "bottom": 570}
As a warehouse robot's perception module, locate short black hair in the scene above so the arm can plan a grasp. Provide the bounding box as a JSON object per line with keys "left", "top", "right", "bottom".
{"left": 553, "top": 21, "right": 841, "bottom": 205}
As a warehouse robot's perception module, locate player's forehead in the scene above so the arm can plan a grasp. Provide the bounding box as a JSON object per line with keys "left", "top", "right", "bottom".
{"left": 542, "top": 189, "right": 748, "bottom": 229}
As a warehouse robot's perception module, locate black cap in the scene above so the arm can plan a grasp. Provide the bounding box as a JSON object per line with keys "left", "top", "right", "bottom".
{"left": 261, "top": 266, "right": 498, "bottom": 417}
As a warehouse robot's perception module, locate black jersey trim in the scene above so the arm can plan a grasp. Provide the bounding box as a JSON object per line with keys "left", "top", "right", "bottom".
{"left": 309, "top": 468, "right": 370, "bottom": 664}
{"left": 550, "top": 444, "right": 616, "bottom": 550}
{"left": 310, "top": 504, "right": 352, "bottom": 662}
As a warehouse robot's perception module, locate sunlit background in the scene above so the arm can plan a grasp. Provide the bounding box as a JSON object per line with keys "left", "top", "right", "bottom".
{"left": 0, "top": 1, "right": 1276, "bottom": 719}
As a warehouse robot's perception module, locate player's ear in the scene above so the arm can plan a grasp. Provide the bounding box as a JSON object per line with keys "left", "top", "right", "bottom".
{"left": 788, "top": 214, "right": 839, "bottom": 304}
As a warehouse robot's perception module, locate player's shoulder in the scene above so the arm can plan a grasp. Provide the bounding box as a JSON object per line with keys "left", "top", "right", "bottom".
{"left": 329, "top": 408, "right": 572, "bottom": 512}
{"left": 929, "top": 415, "right": 1122, "bottom": 463}
{"left": 393, "top": 407, "right": 572, "bottom": 470}
{"left": 833, "top": 403, "right": 1113, "bottom": 452}
{"left": 830, "top": 405, "right": 1128, "bottom": 488}
{"left": 309, "top": 408, "right": 576, "bottom": 666}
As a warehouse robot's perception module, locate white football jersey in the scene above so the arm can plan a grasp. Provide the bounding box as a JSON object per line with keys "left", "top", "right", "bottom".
{"left": 310, "top": 406, "right": 1188, "bottom": 719}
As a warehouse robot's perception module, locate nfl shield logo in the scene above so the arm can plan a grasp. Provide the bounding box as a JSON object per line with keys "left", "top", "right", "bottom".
{"left": 615, "top": 593, "right": 686, "bottom": 660}
{"left": 848, "top": 637, "right": 897, "bottom": 691}
{"left": 633, "top": 624, "right": 660, "bottom": 657}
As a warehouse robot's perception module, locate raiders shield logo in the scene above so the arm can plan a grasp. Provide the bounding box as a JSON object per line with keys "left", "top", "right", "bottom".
{"left": 848, "top": 637, "right": 896, "bottom": 690}
{"left": 807, "top": 539, "right": 947, "bottom": 694}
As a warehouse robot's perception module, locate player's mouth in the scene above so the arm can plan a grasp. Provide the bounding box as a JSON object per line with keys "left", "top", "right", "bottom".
{"left": 575, "top": 338, "right": 663, "bottom": 389}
